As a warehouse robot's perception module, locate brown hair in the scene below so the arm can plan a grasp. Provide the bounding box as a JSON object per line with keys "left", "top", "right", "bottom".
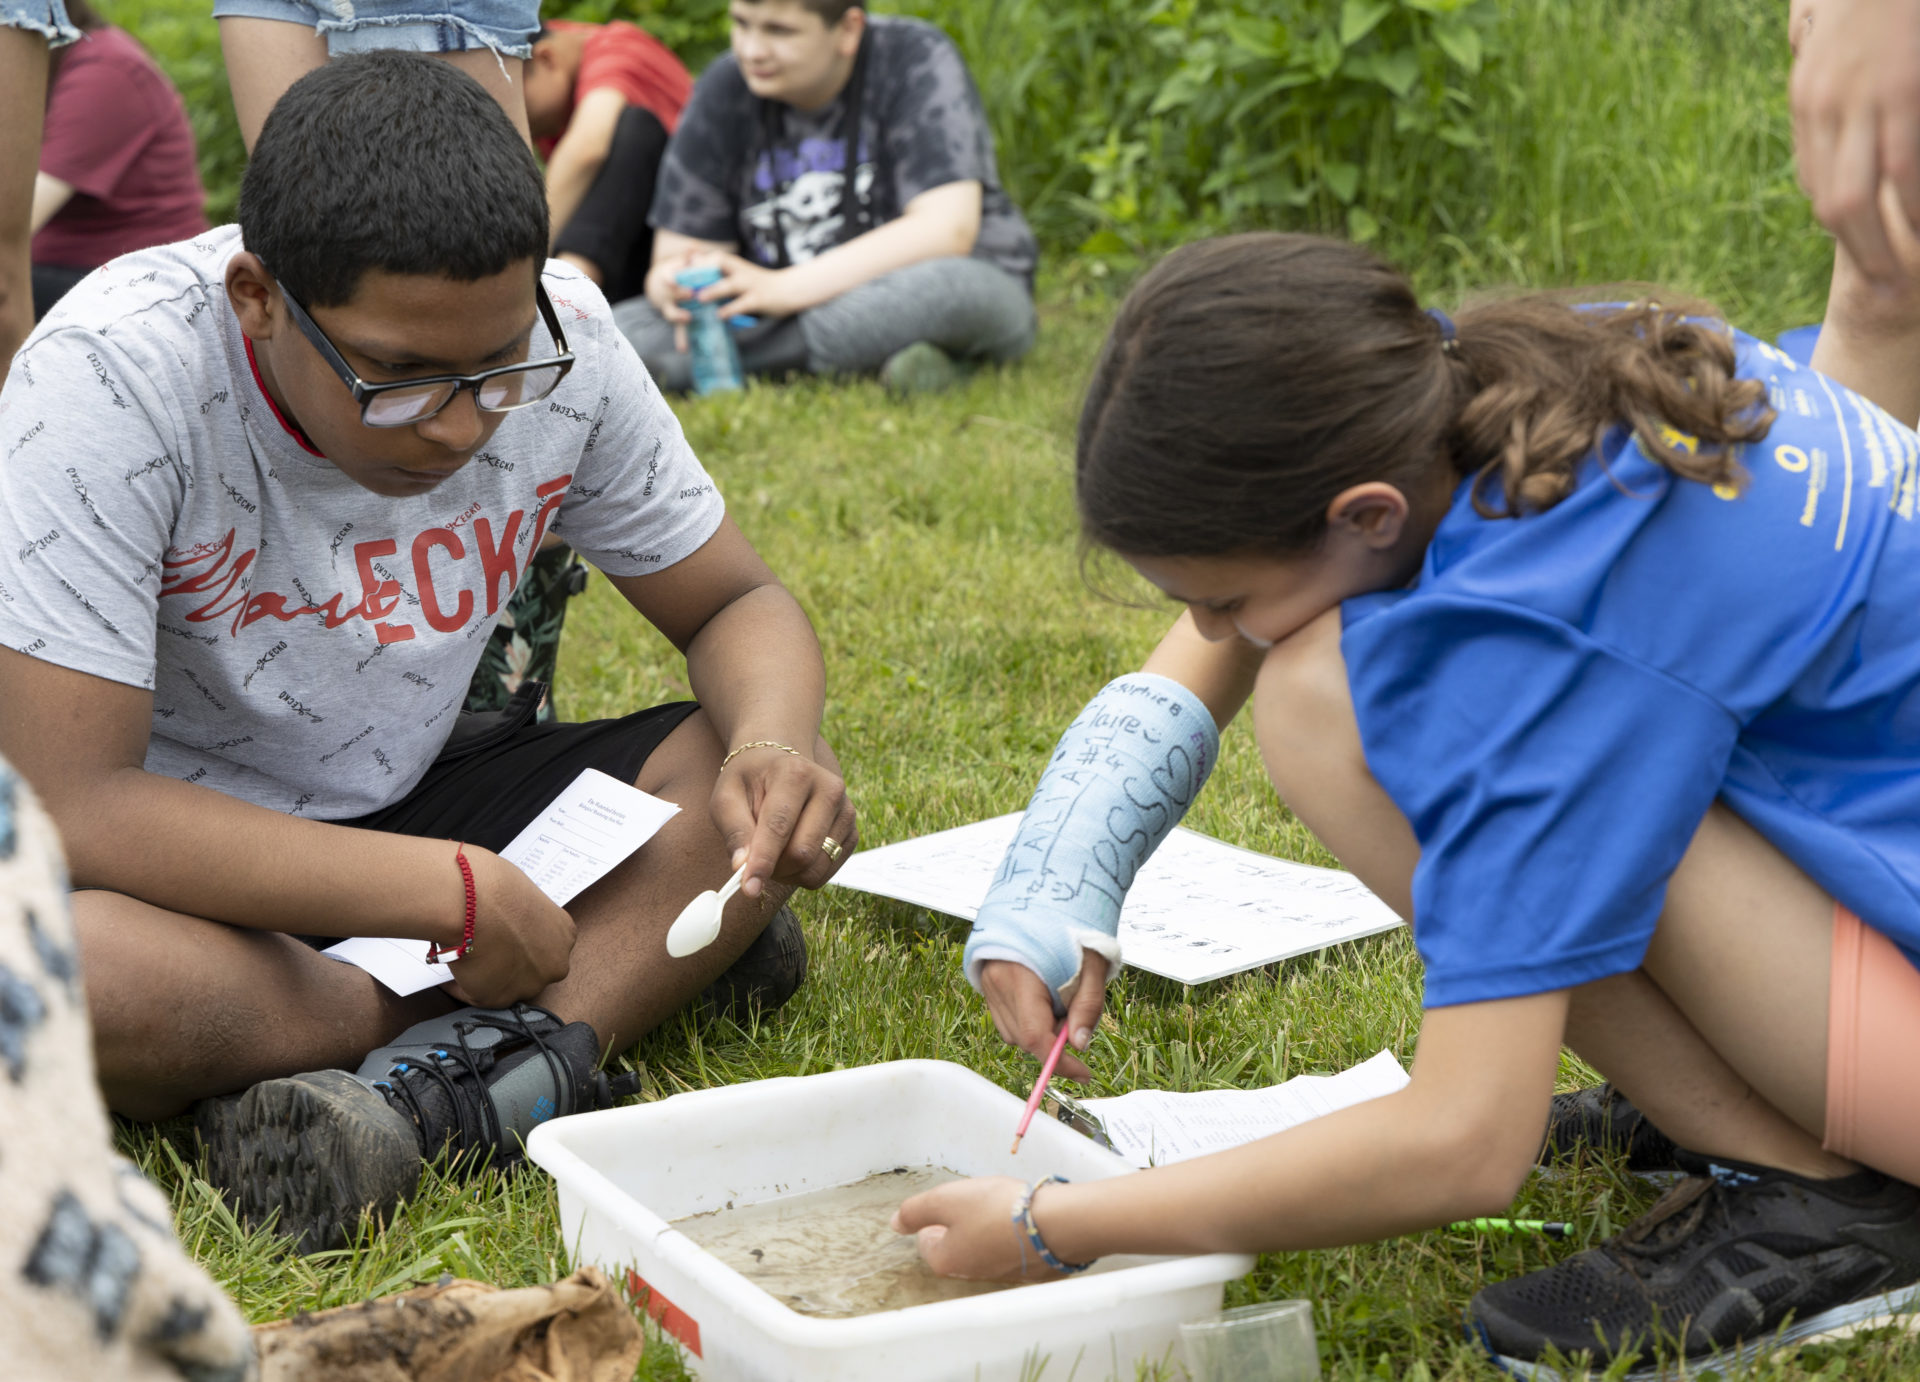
{"left": 1076, "top": 233, "right": 1775, "bottom": 560}
{"left": 740, "top": 0, "right": 861, "bottom": 25}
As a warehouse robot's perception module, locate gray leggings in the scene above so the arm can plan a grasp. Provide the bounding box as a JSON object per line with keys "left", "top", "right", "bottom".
{"left": 610, "top": 255, "right": 1036, "bottom": 393}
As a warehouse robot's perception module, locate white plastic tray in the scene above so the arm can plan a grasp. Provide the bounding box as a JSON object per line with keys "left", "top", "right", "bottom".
{"left": 527, "top": 1059, "right": 1255, "bottom": 1381}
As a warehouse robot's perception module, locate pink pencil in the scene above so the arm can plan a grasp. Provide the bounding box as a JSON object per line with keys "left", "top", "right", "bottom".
{"left": 1011, "top": 1024, "right": 1074, "bottom": 1155}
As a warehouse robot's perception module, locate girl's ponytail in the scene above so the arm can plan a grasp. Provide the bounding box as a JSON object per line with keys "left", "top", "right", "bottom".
{"left": 1448, "top": 297, "right": 1773, "bottom": 517}
{"left": 1076, "top": 233, "right": 1775, "bottom": 561}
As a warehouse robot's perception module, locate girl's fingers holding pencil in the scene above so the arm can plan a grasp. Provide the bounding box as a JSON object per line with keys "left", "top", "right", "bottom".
{"left": 1063, "top": 953, "right": 1109, "bottom": 1053}
{"left": 981, "top": 960, "right": 1094, "bottom": 1083}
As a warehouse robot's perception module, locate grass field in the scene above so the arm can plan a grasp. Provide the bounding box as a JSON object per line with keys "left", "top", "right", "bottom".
{"left": 86, "top": 0, "right": 1920, "bottom": 1376}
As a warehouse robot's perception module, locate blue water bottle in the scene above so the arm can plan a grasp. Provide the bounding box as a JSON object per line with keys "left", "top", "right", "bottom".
{"left": 676, "top": 266, "right": 744, "bottom": 395}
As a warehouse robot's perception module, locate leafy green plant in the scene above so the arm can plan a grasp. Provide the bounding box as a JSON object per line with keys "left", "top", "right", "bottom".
{"left": 94, "top": 0, "right": 1823, "bottom": 326}
{"left": 1064, "top": 0, "right": 1503, "bottom": 249}
{"left": 562, "top": 0, "right": 731, "bottom": 68}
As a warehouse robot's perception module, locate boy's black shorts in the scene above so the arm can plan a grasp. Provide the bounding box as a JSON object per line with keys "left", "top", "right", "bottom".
{"left": 331, "top": 685, "right": 702, "bottom": 853}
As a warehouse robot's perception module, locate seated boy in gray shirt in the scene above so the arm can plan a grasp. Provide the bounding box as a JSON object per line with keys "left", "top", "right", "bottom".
{"left": 0, "top": 52, "right": 855, "bottom": 1254}
{"left": 614, "top": 0, "right": 1039, "bottom": 394}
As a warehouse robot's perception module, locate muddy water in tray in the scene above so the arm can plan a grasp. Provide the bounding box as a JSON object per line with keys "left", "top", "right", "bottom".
{"left": 671, "top": 1167, "right": 1014, "bottom": 1318}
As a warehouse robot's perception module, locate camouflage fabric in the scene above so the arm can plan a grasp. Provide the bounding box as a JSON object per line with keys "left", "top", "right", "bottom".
{"left": 464, "top": 544, "right": 588, "bottom": 721}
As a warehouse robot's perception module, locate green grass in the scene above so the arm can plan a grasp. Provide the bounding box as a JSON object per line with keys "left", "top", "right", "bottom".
{"left": 85, "top": 0, "right": 1920, "bottom": 1375}
{"left": 1409, "top": 0, "right": 1830, "bottom": 335}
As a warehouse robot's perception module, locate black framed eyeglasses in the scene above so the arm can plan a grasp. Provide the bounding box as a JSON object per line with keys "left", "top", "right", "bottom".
{"left": 277, "top": 278, "right": 576, "bottom": 428}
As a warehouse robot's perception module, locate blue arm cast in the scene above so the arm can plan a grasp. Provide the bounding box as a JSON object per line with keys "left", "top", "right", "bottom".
{"left": 963, "top": 673, "right": 1219, "bottom": 1005}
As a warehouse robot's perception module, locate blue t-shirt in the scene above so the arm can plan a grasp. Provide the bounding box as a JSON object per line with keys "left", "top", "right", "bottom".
{"left": 1341, "top": 330, "right": 1920, "bottom": 1008}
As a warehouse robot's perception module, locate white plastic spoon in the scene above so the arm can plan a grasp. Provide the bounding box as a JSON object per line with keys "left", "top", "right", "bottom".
{"left": 666, "top": 862, "right": 747, "bottom": 958}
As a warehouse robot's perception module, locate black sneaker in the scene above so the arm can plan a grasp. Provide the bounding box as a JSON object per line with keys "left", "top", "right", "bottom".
{"left": 698, "top": 903, "right": 808, "bottom": 1023}
{"left": 1469, "top": 1158, "right": 1920, "bottom": 1378}
{"left": 195, "top": 1004, "right": 627, "bottom": 1253}
{"left": 1540, "top": 1083, "right": 1688, "bottom": 1173}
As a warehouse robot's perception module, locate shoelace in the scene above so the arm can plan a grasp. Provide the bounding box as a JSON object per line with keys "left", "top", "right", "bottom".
{"left": 449, "top": 1006, "right": 569, "bottom": 1151}
{"left": 1610, "top": 1175, "right": 1729, "bottom": 1276}
{"left": 387, "top": 1048, "right": 475, "bottom": 1152}
{"left": 380, "top": 1005, "right": 572, "bottom": 1161}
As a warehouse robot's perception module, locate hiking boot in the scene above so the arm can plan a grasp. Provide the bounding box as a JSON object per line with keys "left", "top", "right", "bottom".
{"left": 880, "top": 341, "right": 968, "bottom": 396}
{"left": 194, "top": 1068, "right": 423, "bottom": 1256}
{"left": 1540, "top": 1083, "right": 1688, "bottom": 1173}
{"left": 1469, "top": 1158, "right": 1920, "bottom": 1378}
{"left": 698, "top": 904, "right": 807, "bottom": 1023}
{"left": 196, "top": 1004, "right": 628, "bottom": 1254}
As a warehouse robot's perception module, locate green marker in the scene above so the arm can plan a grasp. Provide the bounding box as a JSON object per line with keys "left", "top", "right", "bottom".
{"left": 1449, "top": 1218, "right": 1572, "bottom": 1240}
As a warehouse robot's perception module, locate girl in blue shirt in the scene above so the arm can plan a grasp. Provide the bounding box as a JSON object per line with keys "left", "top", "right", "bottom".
{"left": 894, "top": 232, "right": 1920, "bottom": 1376}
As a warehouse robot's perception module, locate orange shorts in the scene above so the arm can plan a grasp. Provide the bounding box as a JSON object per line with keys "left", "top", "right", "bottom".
{"left": 1825, "top": 905, "right": 1920, "bottom": 1184}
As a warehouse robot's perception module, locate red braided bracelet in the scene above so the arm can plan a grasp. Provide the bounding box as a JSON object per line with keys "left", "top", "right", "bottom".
{"left": 427, "top": 842, "right": 477, "bottom": 964}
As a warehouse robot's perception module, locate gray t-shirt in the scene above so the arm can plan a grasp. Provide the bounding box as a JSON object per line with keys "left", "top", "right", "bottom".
{"left": 651, "top": 15, "right": 1037, "bottom": 286}
{"left": 0, "top": 227, "right": 724, "bottom": 819}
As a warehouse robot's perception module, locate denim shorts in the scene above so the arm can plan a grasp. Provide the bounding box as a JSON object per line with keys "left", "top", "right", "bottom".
{"left": 0, "top": 0, "right": 81, "bottom": 47}
{"left": 209, "top": 0, "right": 537, "bottom": 59}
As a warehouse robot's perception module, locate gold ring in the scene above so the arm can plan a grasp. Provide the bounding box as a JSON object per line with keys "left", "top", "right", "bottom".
{"left": 820, "top": 836, "right": 844, "bottom": 863}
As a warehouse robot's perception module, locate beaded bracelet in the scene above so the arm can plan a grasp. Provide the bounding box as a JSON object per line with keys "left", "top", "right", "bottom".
{"left": 719, "top": 740, "right": 802, "bottom": 772}
{"left": 1012, "top": 1175, "right": 1093, "bottom": 1275}
{"left": 426, "top": 842, "right": 477, "bottom": 964}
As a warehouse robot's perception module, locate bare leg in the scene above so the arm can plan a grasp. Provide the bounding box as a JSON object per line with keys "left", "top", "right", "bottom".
{"left": 76, "top": 890, "right": 454, "bottom": 1120}
{"left": 219, "top": 16, "right": 326, "bottom": 152}
{"left": 81, "top": 707, "right": 787, "bottom": 1118}
{"left": 0, "top": 26, "right": 49, "bottom": 368}
{"left": 1641, "top": 804, "right": 1844, "bottom": 1150}
{"left": 220, "top": 16, "right": 530, "bottom": 153}
{"left": 1251, "top": 610, "right": 1848, "bottom": 1177}
{"left": 1558, "top": 968, "right": 1849, "bottom": 1176}
{"left": 438, "top": 48, "right": 531, "bottom": 144}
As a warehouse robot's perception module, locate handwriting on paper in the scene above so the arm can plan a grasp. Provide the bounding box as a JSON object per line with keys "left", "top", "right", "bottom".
{"left": 831, "top": 813, "right": 1403, "bottom": 986}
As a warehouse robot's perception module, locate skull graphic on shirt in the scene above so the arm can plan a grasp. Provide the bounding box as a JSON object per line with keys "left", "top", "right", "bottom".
{"left": 743, "top": 163, "right": 878, "bottom": 264}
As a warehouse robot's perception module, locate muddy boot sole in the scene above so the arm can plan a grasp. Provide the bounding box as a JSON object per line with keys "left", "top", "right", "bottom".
{"left": 195, "top": 1069, "right": 423, "bottom": 1255}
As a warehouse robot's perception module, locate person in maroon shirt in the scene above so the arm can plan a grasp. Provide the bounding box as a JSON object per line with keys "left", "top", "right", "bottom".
{"left": 30, "top": 0, "right": 208, "bottom": 319}
{"left": 1, "top": 1, "right": 74, "bottom": 369}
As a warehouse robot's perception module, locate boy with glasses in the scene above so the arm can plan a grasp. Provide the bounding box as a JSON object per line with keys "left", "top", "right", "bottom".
{"left": 0, "top": 51, "right": 855, "bottom": 1253}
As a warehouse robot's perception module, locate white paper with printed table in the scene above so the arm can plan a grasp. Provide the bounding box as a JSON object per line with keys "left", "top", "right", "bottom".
{"left": 326, "top": 768, "right": 682, "bottom": 996}
{"left": 827, "top": 812, "right": 1403, "bottom": 986}
{"left": 1078, "top": 1049, "right": 1410, "bottom": 1169}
